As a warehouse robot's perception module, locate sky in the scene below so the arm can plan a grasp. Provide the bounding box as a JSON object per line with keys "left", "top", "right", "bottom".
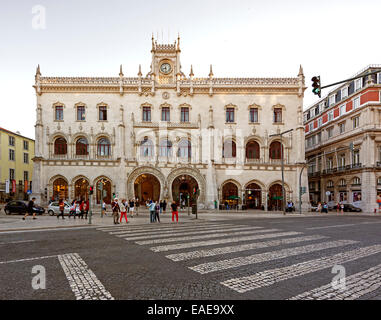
{"left": 0, "top": 0, "right": 380, "bottom": 139}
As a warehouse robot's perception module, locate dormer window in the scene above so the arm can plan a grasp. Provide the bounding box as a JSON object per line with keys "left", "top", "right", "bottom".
{"left": 341, "top": 87, "right": 348, "bottom": 98}
{"left": 354, "top": 78, "right": 362, "bottom": 91}
{"left": 329, "top": 95, "right": 335, "bottom": 106}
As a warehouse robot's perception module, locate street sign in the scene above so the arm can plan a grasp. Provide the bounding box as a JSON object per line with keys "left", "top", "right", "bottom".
{"left": 27, "top": 190, "right": 32, "bottom": 195}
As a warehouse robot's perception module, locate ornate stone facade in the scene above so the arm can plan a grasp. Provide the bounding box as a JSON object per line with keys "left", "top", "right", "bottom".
{"left": 32, "top": 36, "right": 309, "bottom": 210}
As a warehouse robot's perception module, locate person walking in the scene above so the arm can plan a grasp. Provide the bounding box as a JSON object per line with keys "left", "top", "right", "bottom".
{"left": 129, "top": 198, "right": 135, "bottom": 217}
{"left": 171, "top": 201, "right": 178, "bottom": 223}
{"left": 69, "top": 200, "right": 76, "bottom": 219}
{"left": 147, "top": 200, "right": 156, "bottom": 223}
{"left": 135, "top": 198, "right": 139, "bottom": 216}
{"left": 78, "top": 200, "right": 85, "bottom": 219}
{"left": 120, "top": 199, "right": 128, "bottom": 223}
{"left": 101, "top": 199, "right": 107, "bottom": 217}
{"left": 336, "top": 202, "right": 340, "bottom": 213}
{"left": 154, "top": 201, "right": 160, "bottom": 223}
{"left": 84, "top": 199, "right": 89, "bottom": 219}
{"left": 163, "top": 200, "right": 167, "bottom": 214}
{"left": 316, "top": 202, "right": 322, "bottom": 213}
{"left": 112, "top": 198, "right": 120, "bottom": 225}
{"left": 57, "top": 199, "right": 65, "bottom": 219}
{"left": 322, "top": 202, "right": 328, "bottom": 213}
{"left": 159, "top": 200, "right": 163, "bottom": 214}
{"left": 340, "top": 202, "right": 344, "bottom": 214}
{"left": 22, "top": 197, "right": 37, "bottom": 220}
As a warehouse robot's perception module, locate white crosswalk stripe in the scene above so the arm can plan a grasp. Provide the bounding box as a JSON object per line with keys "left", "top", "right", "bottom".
{"left": 123, "top": 226, "right": 264, "bottom": 240}
{"left": 135, "top": 227, "right": 270, "bottom": 245}
{"left": 96, "top": 221, "right": 381, "bottom": 299}
{"left": 111, "top": 223, "right": 238, "bottom": 236}
{"left": 220, "top": 244, "right": 381, "bottom": 293}
{"left": 150, "top": 231, "right": 299, "bottom": 252}
{"left": 165, "top": 235, "right": 328, "bottom": 261}
{"left": 96, "top": 222, "right": 219, "bottom": 232}
{"left": 189, "top": 240, "right": 357, "bottom": 274}
{"left": 288, "top": 263, "right": 381, "bottom": 300}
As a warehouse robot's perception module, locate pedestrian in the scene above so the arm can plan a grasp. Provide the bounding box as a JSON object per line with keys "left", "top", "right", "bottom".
{"left": 120, "top": 199, "right": 128, "bottom": 223}
{"left": 159, "top": 200, "right": 163, "bottom": 214}
{"left": 79, "top": 200, "right": 85, "bottom": 219}
{"left": 322, "top": 202, "right": 328, "bottom": 213}
{"left": 171, "top": 201, "right": 178, "bottom": 223}
{"left": 163, "top": 199, "right": 167, "bottom": 213}
{"left": 135, "top": 198, "right": 139, "bottom": 216}
{"left": 75, "top": 200, "right": 81, "bottom": 217}
{"left": 336, "top": 202, "right": 340, "bottom": 213}
{"left": 101, "top": 199, "right": 107, "bottom": 217}
{"left": 147, "top": 200, "right": 156, "bottom": 223}
{"left": 112, "top": 198, "right": 120, "bottom": 224}
{"left": 316, "top": 202, "right": 322, "bottom": 213}
{"left": 69, "top": 200, "right": 76, "bottom": 219}
{"left": 57, "top": 199, "right": 65, "bottom": 219}
{"left": 340, "top": 202, "right": 344, "bottom": 214}
{"left": 84, "top": 199, "right": 89, "bottom": 219}
{"left": 129, "top": 198, "right": 135, "bottom": 217}
{"left": 154, "top": 201, "right": 160, "bottom": 223}
{"left": 22, "top": 197, "right": 37, "bottom": 220}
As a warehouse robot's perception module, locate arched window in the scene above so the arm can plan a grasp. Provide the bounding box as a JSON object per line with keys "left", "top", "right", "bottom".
{"left": 223, "top": 140, "right": 236, "bottom": 158}
{"left": 140, "top": 138, "right": 154, "bottom": 157}
{"left": 327, "top": 180, "right": 334, "bottom": 188}
{"left": 159, "top": 140, "right": 172, "bottom": 157}
{"left": 178, "top": 140, "right": 191, "bottom": 159}
{"left": 269, "top": 141, "right": 283, "bottom": 159}
{"left": 339, "top": 179, "right": 346, "bottom": 187}
{"left": 246, "top": 141, "right": 260, "bottom": 159}
{"left": 97, "top": 138, "right": 111, "bottom": 156}
{"left": 52, "top": 178, "right": 68, "bottom": 200}
{"left": 54, "top": 137, "right": 67, "bottom": 155}
{"left": 352, "top": 177, "right": 361, "bottom": 185}
{"left": 76, "top": 138, "right": 89, "bottom": 155}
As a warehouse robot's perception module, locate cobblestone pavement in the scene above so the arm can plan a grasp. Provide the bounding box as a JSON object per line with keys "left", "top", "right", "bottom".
{"left": 1, "top": 215, "right": 381, "bottom": 300}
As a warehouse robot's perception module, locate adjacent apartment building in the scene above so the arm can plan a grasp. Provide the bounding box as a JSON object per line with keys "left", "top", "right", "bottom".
{"left": 304, "top": 65, "right": 381, "bottom": 212}
{"left": 31, "top": 36, "right": 309, "bottom": 210}
{"left": 0, "top": 127, "right": 35, "bottom": 202}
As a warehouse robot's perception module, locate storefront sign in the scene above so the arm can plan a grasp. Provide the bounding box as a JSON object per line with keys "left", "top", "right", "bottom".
{"left": 12, "top": 180, "right": 16, "bottom": 193}
{"left": 5, "top": 180, "right": 10, "bottom": 193}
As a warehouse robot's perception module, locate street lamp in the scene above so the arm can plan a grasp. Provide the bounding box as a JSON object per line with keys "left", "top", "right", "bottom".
{"left": 269, "top": 128, "right": 293, "bottom": 215}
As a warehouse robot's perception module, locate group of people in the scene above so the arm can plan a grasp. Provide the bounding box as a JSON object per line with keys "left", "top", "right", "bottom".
{"left": 109, "top": 198, "right": 140, "bottom": 224}
{"left": 109, "top": 198, "right": 179, "bottom": 225}
{"left": 57, "top": 199, "right": 90, "bottom": 219}
{"left": 315, "top": 202, "right": 345, "bottom": 213}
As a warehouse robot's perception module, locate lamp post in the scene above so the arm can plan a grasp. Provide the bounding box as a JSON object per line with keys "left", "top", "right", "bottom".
{"left": 269, "top": 129, "right": 293, "bottom": 215}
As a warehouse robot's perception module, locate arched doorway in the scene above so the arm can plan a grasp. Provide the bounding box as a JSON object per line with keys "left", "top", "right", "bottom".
{"left": 52, "top": 178, "right": 68, "bottom": 201}
{"left": 172, "top": 175, "right": 198, "bottom": 206}
{"left": 222, "top": 182, "right": 239, "bottom": 208}
{"left": 74, "top": 178, "right": 89, "bottom": 201}
{"left": 245, "top": 183, "right": 262, "bottom": 209}
{"left": 268, "top": 184, "right": 283, "bottom": 211}
{"left": 96, "top": 178, "right": 112, "bottom": 204}
{"left": 134, "top": 174, "right": 160, "bottom": 204}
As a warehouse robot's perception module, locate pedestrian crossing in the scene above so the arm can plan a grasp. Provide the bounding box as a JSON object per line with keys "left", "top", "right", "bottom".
{"left": 96, "top": 221, "right": 381, "bottom": 300}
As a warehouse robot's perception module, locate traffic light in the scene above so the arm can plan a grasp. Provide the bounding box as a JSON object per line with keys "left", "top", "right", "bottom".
{"left": 311, "top": 76, "right": 321, "bottom": 98}
{"left": 89, "top": 186, "right": 94, "bottom": 195}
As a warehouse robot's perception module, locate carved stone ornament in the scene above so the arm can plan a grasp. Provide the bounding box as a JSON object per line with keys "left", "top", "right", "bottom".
{"left": 252, "top": 127, "right": 256, "bottom": 135}
{"left": 162, "top": 92, "right": 170, "bottom": 99}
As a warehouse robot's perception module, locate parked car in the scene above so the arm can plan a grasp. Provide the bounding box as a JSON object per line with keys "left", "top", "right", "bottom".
{"left": 4, "top": 200, "right": 45, "bottom": 215}
{"left": 342, "top": 204, "right": 362, "bottom": 212}
{"left": 47, "top": 201, "right": 71, "bottom": 216}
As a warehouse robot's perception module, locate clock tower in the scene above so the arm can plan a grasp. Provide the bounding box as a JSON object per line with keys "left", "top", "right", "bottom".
{"left": 149, "top": 35, "right": 184, "bottom": 84}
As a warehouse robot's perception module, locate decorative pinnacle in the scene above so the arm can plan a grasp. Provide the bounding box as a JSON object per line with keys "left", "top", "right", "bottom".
{"left": 209, "top": 64, "right": 214, "bottom": 77}
{"left": 36, "top": 64, "right": 41, "bottom": 76}
{"left": 189, "top": 65, "right": 194, "bottom": 77}
{"left": 138, "top": 64, "right": 142, "bottom": 77}
{"left": 298, "top": 64, "right": 304, "bottom": 77}
{"left": 177, "top": 33, "right": 180, "bottom": 50}
{"left": 119, "top": 64, "right": 124, "bottom": 77}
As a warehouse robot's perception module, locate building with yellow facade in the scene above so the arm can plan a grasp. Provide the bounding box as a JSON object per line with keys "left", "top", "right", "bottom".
{"left": 0, "top": 127, "right": 34, "bottom": 202}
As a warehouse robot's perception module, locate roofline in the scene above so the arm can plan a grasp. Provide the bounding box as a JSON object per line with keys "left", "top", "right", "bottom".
{"left": 0, "top": 127, "right": 35, "bottom": 141}
{"left": 305, "top": 64, "right": 381, "bottom": 112}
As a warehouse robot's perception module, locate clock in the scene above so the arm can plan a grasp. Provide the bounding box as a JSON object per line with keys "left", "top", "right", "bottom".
{"left": 160, "top": 63, "right": 172, "bottom": 74}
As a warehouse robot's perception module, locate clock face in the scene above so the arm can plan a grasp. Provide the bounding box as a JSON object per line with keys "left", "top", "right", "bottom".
{"left": 160, "top": 63, "right": 172, "bottom": 74}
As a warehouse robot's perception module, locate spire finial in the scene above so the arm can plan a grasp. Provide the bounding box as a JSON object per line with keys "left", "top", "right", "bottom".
{"left": 119, "top": 64, "right": 124, "bottom": 77}
{"left": 209, "top": 64, "right": 214, "bottom": 77}
{"left": 138, "top": 64, "right": 142, "bottom": 77}
{"left": 189, "top": 64, "right": 194, "bottom": 77}
{"left": 298, "top": 64, "right": 304, "bottom": 76}
{"left": 36, "top": 64, "right": 41, "bottom": 76}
